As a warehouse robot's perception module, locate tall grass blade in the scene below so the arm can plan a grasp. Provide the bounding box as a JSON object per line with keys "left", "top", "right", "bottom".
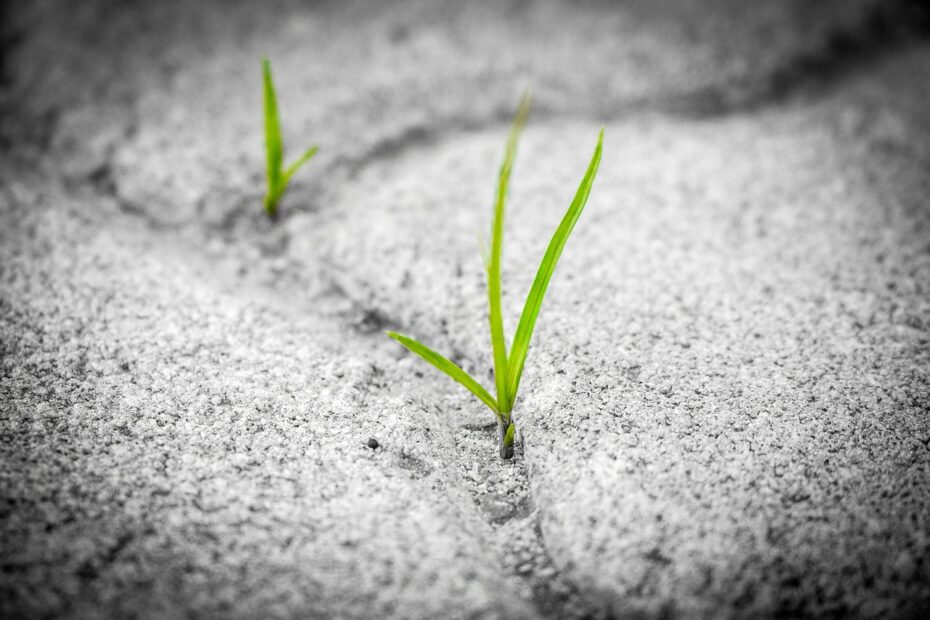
{"left": 262, "top": 58, "right": 283, "bottom": 206}
{"left": 506, "top": 128, "right": 604, "bottom": 407}
{"left": 387, "top": 331, "right": 500, "bottom": 414}
{"left": 488, "top": 93, "right": 531, "bottom": 412}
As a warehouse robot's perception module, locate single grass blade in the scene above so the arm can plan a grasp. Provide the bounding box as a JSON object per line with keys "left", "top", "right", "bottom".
{"left": 488, "top": 93, "right": 532, "bottom": 411}
{"left": 387, "top": 331, "right": 499, "bottom": 414}
{"left": 262, "top": 58, "right": 283, "bottom": 199}
{"left": 506, "top": 128, "right": 604, "bottom": 408}
{"left": 284, "top": 145, "right": 319, "bottom": 184}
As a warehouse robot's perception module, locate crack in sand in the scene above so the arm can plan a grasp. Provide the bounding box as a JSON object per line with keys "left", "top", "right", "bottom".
{"left": 436, "top": 411, "right": 608, "bottom": 619}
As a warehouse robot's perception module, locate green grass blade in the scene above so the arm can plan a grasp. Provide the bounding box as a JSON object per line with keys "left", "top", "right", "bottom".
{"left": 262, "top": 58, "right": 283, "bottom": 200}
{"left": 488, "top": 93, "right": 531, "bottom": 412}
{"left": 506, "top": 128, "right": 604, "bottom": 408}
{"left": 263, "top": 187, "right": 282, "bottom": 216}
{"left": 284, "top": 145, "right": 319, "bottom": 184}
{"left": 503, "top": 421, "right": 515, "bottom": 446}
{"left": 387, "top": 331, "right": 499, "bottom": 413}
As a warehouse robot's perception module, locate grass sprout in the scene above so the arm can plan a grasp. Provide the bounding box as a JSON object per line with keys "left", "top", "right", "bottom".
{"left": 388, "top": 95, "right": 604, "bottom": 459}
{"left": 262, "top": 58, "right": 318, "bottom": 218}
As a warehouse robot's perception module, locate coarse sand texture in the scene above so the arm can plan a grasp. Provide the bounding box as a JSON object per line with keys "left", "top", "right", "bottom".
{"left": 2, "top": 1, "right": 929, "bottom": 618}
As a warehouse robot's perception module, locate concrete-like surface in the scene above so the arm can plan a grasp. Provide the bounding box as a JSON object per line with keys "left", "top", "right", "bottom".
{"left": 2, "top": 1, "right": 929, "bottom": 618}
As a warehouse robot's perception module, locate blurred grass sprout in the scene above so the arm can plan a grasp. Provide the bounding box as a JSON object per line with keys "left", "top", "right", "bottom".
{"left": 388, "top": 95, "right": 604, "bottom": 459}
{"left": 262, "top": 57, "right": 318, "bottom": 218}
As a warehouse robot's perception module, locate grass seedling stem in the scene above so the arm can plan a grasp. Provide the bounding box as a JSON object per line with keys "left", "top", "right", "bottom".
{"left": 388, "top": 95, "right": 603, "bottom": 459}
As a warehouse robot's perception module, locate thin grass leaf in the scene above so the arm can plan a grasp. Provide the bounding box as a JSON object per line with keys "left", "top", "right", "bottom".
{"left": 503, "top": 421, "right": 515, "bottom": 445}
{"left": 262, "top": 58, "right": 283, "bottom": 199}
{"left": 387, "top": 331, "right": 500, "bottom": 414}
{"left": 506, "top": 128, "right": 604, "bottom": 408}
{"left": 488, "top": 93, "right": 532, "bottom": 412}
{"left": 284, "top": 145, "right": 319, "bottom": 184}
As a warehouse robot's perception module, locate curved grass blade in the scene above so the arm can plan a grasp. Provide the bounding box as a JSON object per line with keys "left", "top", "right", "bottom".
{"left": 506, "top": 128, "right": 604, "bottom": 408}
{"left": 262, "top": 58, "right": 283, "bottom": 213}
{"left": 488, "top": 93, "right": 532, "bottom": 412}
{"left": 387, "top": 331, "right": 499, "bottom": 414}
{"left": 284, "top": 145, "right": 319, "bottom": 184}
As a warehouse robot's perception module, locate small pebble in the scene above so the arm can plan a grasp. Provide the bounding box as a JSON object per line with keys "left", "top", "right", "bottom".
{"left": 366, "top": 437, "right": 380, "bottom": 449}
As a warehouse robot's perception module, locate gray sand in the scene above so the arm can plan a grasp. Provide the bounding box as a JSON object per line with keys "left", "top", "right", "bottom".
{"left": 2, "top": 1, "right": 929, "bottom": 618}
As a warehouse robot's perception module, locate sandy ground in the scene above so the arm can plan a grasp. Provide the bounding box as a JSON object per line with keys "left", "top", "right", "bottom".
{"left": 2, "top": 1, "right": 929, "bottom": 618}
